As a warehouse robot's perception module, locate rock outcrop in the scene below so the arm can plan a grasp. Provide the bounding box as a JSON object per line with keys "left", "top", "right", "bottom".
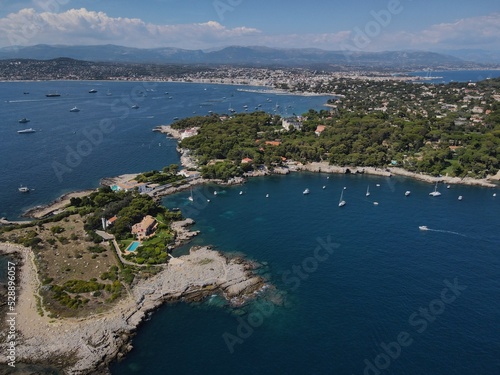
{"left": 0, "top": 244, "right": 266, "bottom": 374}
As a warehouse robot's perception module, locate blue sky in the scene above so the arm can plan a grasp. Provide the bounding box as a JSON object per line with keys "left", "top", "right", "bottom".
{"left": 0, "top": 0, "right": 499, "bottom": 51}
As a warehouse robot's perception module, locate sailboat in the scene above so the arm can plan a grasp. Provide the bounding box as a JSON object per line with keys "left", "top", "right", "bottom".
{"left": 188, "top": 187, "right": 194, "bottom": 202}
{"left": 338, "top": 189, "right": 346, "bottom": 207}
{"left": 429, "top": 182, "right": 441, "bottom": 197}
{"left": 365, "top": 185, "right": 370, "bottom": 197}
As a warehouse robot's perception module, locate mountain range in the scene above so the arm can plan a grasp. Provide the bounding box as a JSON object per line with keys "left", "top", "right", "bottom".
{"left": 0, "top": 44, "right": 497, "bottom": 69}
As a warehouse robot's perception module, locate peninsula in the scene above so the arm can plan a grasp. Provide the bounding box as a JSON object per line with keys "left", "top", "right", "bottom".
{"left": 1, "top": 71, "right": 499, "bottom": 375}
{"left": 0, "top": 187, "right": 266, "bottom": 373}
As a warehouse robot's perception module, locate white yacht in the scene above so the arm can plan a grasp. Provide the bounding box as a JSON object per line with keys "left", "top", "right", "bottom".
{"left": 70, "top": 106, "right": 80, "bottom": 112}
{"left": 303, "top": 188, "right": 310, "bottom": 195}
{"left": 18, "top": 185, "right": 30, "bottom": 193}
{"left": 405, "top": 190, "right": 411, "bottom": 196}
{"left": 338, "top": 189, "right": 346, "bottom": 207}
{"left": 17, "top": 128, "right": 36, "bottom": 134}
{"left": 419, "top": 226, "right": 429, "bottom": 231}
{"left": 429, "top": 182, "right": 441, "bottom": 197}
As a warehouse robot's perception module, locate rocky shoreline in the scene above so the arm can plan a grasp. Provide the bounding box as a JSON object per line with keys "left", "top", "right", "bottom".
{"left": 293, "top": 161, "right": 498, "bottom": 188}
{"left": 0, "top": 241, "right": 266, "bottom": 374}
{"left": 22, "top": 190, "right": 96, "bottom": 219}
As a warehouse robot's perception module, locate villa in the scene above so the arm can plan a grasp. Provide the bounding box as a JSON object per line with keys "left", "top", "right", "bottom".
{"left": 178, "top": 169, "right": 201, "bottom": 179}
{"left": 106, "top": 216, "right": 117, "bottom": 227}
{"left": 282, "top": 116, "right": 303, "bottom": 131}
{"left": 131, "top": 215, "right": 157, "bottom": 240}
{"left": 111, "top": 180, "right": 151, "bottom": 194}
{"left": 315, "top": 125, "right": 326, "bottom": 136}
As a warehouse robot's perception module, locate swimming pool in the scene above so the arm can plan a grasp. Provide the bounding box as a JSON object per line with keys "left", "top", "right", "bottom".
{"left": 127, "top": 241, "right": 140, "bottom": 252}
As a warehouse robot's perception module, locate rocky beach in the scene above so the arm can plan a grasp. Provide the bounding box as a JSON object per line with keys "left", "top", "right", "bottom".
{"left": 293, "top": 161, "right": 498, "bottom": 188}
{"left": 0, "top": 240, "right": 265, "bottom": 374}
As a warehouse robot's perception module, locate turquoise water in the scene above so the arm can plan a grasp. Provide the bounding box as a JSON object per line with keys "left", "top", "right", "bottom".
{"left": 111, "top": 173, "right": 500, "bottom": 375}
{"left": 127, "top": 241, "right": 140, "bottom": 252}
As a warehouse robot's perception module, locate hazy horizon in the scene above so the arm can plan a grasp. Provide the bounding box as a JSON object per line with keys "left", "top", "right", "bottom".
{"left": 0, "top": 1, "right": 499, "bottom": 53}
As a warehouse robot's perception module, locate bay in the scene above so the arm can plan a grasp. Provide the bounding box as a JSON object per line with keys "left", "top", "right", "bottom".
{"left": 0, "top": 81, "right": 329, "bottom": 220}
{"left": 408, "top": 69, "right": 500, "bottom": 84}
{"left": 112, "top": 173, "right": 500, "bottom": 375}
{"left": 1, "top": 80, "right": 499, "bottom": 375}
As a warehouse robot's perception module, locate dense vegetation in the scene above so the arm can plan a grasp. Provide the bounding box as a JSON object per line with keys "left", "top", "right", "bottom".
{"left": 69, "top": 186, "right": 181, "bottom": 264}
{"left": 134, "top": 164, "right": 184, "bottom": 184}
{"left": 173, "top": 78, "right": 500, "bottom": 179}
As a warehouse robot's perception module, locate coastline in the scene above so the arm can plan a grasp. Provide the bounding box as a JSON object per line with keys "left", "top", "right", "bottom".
{"left": 17, "top": 155, "right": 497, "bottom": 222}
{"left": 2, "top": 121, "right": 497, "bottom": 373}
{"left": 292, "top": 162, "right": 498, "bottom": 188}
{"left": 0, "top": 238, "right": 266, "bottom": 374}
{"left": 22, "top": 189, "right": 97, "bottom": 219}
{"left": 153, "top": 124, "right": 498, "bottom": 188}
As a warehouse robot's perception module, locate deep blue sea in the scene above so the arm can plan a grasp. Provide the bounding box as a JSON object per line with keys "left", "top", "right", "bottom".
{"left": 0, "top": 80, "right": 328, "bottom": 220}
{"left": 0, "top": 76, "right": 499, "bottom": 375}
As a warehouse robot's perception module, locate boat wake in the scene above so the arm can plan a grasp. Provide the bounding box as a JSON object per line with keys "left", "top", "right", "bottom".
{"left": 423, "top": 228, "right": 500, "bottom": 245}
{"left": 424, "top": 228, "right": 468, "bottom": 237}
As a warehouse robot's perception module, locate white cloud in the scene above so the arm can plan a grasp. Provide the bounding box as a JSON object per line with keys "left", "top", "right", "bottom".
{"left": 0, "top": 8, "right": 498, "bottom": 52}
{"left": 378, "top": 13, "right": 500, "bottom": 51}
{"left": 0, "top": 8, "right": 261, "bottom": 48}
